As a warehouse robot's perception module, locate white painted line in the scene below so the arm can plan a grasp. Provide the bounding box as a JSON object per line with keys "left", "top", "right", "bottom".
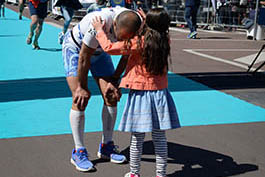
{"left": 234, "top": 52, "right": 265, "bottom": 65}
{"left": 169, "top": 27, "right": 189, "bottom": 33}
{"left": 170, "top": 27, "right": 226, "bottom": 34}
{"left": 197, "top": 29, "right": 226, "bottom": 34}
{"left": 169, "top": 27, "right": 244, "bottom": 34}
{"left": 193, "top": 49, "right": 260, "bottom": 51}
{"left": 171, "top": 38, "right": 254, "bottom": 42}
{"left": 183, "top": 49, "right": 264, "bottom": 72}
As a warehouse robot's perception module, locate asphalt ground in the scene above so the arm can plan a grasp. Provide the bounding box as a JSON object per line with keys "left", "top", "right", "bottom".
{"left": 0, "top": 3, "right": 265, "bottom": 177}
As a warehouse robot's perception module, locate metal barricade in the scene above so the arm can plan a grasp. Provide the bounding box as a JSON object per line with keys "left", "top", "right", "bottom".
{"left": 6, "top": 0, "right": 261, "bottom": 33}
{"left": 166, "top": 0, "right": 261, "bottom": 31}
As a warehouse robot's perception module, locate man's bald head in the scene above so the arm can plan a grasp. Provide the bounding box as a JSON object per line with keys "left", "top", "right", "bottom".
{"left": 114, "top": 11, "right": 142, "bottom": 40}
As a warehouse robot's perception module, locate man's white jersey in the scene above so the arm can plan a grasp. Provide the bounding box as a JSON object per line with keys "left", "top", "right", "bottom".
{"left": 71, "top": 6, "right": 128, "bottom": 52}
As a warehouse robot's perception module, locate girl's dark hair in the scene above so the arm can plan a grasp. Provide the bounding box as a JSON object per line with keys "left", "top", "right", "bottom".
{"left": 142, "top": 8, "right": 171, "bottom": 75}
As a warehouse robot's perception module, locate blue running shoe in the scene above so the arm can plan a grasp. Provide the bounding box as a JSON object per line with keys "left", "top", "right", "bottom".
{"left": 97, "top": 141, "right": 127, "bottom": 164}
{"left": 71, "top": 148, "right": 94, "bottom": 172}
{"left": 187, "top": 31, "right": 197, "bottom": 39}
{"left": 187, "top": 33, "right": 193, "bottom": 39}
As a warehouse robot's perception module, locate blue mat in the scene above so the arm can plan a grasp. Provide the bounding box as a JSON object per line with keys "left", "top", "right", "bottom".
{"left": 0, "top": 9, "right": 265, "bottom": 139}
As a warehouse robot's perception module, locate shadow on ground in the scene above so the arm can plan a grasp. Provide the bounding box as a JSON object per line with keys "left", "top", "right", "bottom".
{"left": 1, "top": 72, "right": 264, "bottom": 102}
{"left": 39, "top": 48, "right": 62, "bottom": 52}
{"left": 179, "top": 72, "right": 265, "bottom": 90}
{"left": 0, "top": 34, "right": 25, "bottom": 37}
{"left": 199, "top": 36, "right": 232, "bottom": 40}
{"left": 121, "top": 141, "right": 258, "bottom": 177}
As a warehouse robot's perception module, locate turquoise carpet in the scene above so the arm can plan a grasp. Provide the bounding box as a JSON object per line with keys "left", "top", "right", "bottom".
{"left": 0, "top": 8, "right": 265, "bottom": 139}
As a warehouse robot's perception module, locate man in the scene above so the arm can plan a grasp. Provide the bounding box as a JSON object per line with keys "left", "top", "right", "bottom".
{"left": 184, "top": 0, "right": 200, "bottom": 39}
{"left": 0, "top": 0, "right": 5, "bottom": 18}
{"left": 62, "top": 6, "right": 142, "bottom": 171}
{"left": 53, "top": 0, "right": 83, "bottom": 44}
{"left": 86, "top": 0, "right": 107, "bottom": 14}
{"left": 26, "top": 0, "right": 49, "bottom": 49}
{"left": 18, "top": 0, "right": 25, "bottom": 20}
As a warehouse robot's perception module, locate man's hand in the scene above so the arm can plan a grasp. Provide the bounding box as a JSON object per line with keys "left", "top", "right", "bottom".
{"left": 73, "top": 86, "right": 91, "bottom": 110}
{"left": 92, "top": 16, "right": 105, "bottom": 32}
{"left": 104, "top": 82, "right": 121, "bottom": 103}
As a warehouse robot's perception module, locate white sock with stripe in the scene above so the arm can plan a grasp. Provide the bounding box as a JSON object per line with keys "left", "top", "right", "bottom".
{"left": 70, "top": 109, "right": 85, "bottom": 150}
{"left": 101, "top": 105, "right": 117, "bottom": 144}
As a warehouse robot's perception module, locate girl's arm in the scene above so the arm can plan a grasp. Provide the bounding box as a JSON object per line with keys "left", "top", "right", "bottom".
{"left": 96, "top": 30, "right": 131, "bottom": 55}
{"left": 92, "top": 16, "right": 138, "bottom": 55}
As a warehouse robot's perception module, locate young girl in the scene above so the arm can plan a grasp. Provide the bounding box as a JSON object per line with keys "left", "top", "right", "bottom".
{"left": 92, "top": 8, "right": 181, "bottom": 177}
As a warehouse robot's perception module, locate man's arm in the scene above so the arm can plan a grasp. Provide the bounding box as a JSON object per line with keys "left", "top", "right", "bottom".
{"left": 104, "top": 55, "right": 129, "bottom": 102}
{"left": 77, "top": 43, "right": 95, "bottom": 88}
{"left": 113, "top": 55, "right": 129, "bottom": 79}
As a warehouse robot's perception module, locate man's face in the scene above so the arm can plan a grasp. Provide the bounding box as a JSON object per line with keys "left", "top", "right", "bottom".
{"left": 114, "top": 23, "right": 135, "bottom": 41}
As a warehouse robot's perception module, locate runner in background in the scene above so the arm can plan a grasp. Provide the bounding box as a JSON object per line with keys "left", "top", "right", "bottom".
{"left": 0, "top": 0, "right": 5, "bottom": 18}
{"left": 86, "top": 0, "right": 107, "bottom": 14}
{"left": 53, "top": 0, "right": 83, "bottom": 44}
{"left": 26, "top": 0, "right": 49, "bottom": 49}
{"left": 18, "top": 0, "right": 25, "bottom": 20}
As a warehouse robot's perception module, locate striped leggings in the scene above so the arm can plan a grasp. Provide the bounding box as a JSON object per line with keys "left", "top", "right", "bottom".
{"left": 130, "top": 129, "right": 168, "bottom": 177}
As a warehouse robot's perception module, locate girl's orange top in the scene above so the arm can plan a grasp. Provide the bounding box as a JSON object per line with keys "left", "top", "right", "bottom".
{"left": 95, "top": 29, "right": 168, "bottom": 90}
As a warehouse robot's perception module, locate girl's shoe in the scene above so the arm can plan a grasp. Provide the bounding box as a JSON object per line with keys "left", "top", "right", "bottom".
{"left": 124, "top": 172, "right": 140, "bottom": 177}
{"left": 32, "top": 40, "right": 40, "bottom": 50}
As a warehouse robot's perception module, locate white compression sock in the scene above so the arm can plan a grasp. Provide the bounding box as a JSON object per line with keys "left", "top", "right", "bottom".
{"left": 101, "top": 105, "right": 117, "bottom": 144}
{"left": 70, "top": 109, "right": 85, "bottom": 150}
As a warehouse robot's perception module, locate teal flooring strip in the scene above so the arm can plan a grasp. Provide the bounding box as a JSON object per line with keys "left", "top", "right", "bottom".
{"left": 0, "top": 9, "right": 265, "bottom": 139}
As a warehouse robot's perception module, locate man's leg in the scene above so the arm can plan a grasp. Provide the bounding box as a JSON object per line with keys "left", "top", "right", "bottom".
{"left": 66, "top": 76, "right": 94, "bottom": 172}
{"left": 32, "top": 18, "right": 44, "bottom": 49}
{"left": 95, "top": 77, "right": 126, "bottom": 163}
{"left": 67, "top": 77, "right": 86, "bottom": 150}
{"left": 184, "top": 6, "right": 194, "bottom": 38}
{"left": 62, "top": 6, "right": 74, "bottom": 34}
{"left": 89, "top": 52, "right": 126, "bottom": 163}
{"left": 190, "top": 6, "right": 198, "bottom": 38}
{"left": 0, "top": 4, "right": 2, "bottom": 17}
{"left": 0, "top": 3, "right": 5, "bottom": 17}
{"left": 97, "top": 77, "right": 118, "bottom": 144}
{"left": 62, "top": 38, "right": 94, "bottom": 171}
{"left": 59, "top": 6, "right": 74, "bottom": 44}
{"left": 27, "top": 15, "right": 38, "bottom": 45}
{"left": 18, "top": 0, "right": 24, "bottom": 20}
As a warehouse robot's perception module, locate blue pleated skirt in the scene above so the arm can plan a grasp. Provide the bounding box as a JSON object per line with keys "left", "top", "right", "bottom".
{"left": 118, "top": 88, "right": 181, "bottom": 132}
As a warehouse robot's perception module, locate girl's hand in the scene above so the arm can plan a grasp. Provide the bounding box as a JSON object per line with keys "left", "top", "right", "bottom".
{"left": 137, "top": 8, "right": 146, "bottom": 22}
{"left": 92, "top": 16, "right": 105, "bottom": 32}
